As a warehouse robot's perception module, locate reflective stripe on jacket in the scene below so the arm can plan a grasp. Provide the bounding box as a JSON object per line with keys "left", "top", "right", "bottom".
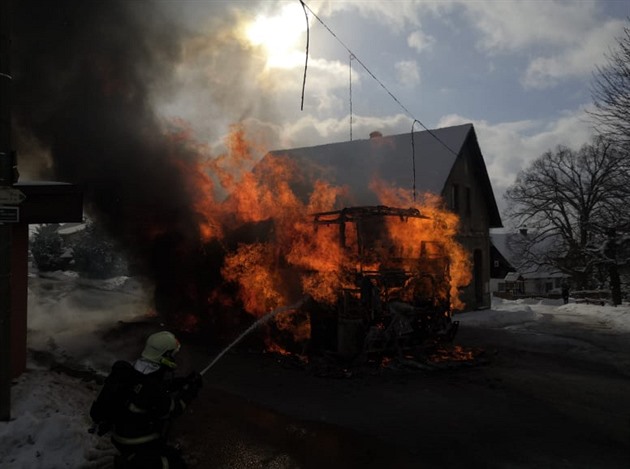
{"left": 111, "top": 430, "right": 161, "bottom": 446}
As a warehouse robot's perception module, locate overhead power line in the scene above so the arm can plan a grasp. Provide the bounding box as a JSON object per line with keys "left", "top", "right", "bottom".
{"left": 299, "top": 0, "right": 459, "bottom": 158}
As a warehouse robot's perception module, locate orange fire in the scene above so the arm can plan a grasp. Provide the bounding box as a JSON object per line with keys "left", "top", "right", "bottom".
{"left": 429, "top": 345, "right": 477, "bottom": 363}
{"left": 169, "top": 123, "right": 472, "bottom": 347}
{"left": 369, "top": 179, "right": 472, "bottom": 311}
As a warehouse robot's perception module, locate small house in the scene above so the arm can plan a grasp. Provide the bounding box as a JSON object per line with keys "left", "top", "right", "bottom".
{"left": 490, "top": 230, "right": 570, "bottom": 298}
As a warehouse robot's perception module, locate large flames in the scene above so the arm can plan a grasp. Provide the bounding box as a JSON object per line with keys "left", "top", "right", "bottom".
{"left": 166, "top": 124, "right": 472, "bottom": 348}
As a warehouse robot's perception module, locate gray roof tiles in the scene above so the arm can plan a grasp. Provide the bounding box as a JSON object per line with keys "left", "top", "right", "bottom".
{"left": 270, "top": 124, "right": 472, "bottom": 205}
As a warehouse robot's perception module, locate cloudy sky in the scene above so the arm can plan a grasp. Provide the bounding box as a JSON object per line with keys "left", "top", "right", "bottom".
{"left": 147, "top": 0, "right": 628, "bottom": 219}
{"left": 14, "top": 1, "right": 628, "bottom": 220}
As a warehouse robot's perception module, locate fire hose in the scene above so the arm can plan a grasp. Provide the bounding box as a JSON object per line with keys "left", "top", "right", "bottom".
{"left": 88, "top": 298, "right": 305, "bottom": 436}
{"left": 199, "top": 297, "right": 306, "bottom": 376}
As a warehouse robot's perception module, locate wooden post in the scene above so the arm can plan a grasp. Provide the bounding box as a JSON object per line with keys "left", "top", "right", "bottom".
{"left": 0, "top": 0, "right": 13, "bottom": 421}
{"left": 11, "top": 223, "right": 27, "bottom": 377}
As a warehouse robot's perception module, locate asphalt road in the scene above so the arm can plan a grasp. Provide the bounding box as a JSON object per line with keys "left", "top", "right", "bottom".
{"left": 172, "top": 321, "right": 630, "bottom": 469}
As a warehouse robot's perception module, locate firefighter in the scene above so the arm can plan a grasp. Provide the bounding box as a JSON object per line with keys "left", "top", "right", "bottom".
{"left": 90, "top": 331, "right": 203, "bottom": 469}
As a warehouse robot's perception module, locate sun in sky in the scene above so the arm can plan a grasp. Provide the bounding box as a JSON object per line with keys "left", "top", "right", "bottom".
{"left": 243, "top": 2, "right": 308, "bottom": 69}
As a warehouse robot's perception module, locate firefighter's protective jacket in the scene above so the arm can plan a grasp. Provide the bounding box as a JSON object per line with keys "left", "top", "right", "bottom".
{"left": 92, "top": 359, "right": 196, "bottom": 448}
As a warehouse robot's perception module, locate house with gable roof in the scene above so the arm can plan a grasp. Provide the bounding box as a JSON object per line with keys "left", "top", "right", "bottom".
{"left": 490, "top": 229, "right": 570, "bottom": 297}
{"left": 268, "top": 123, "right": 502, "bottom": 311}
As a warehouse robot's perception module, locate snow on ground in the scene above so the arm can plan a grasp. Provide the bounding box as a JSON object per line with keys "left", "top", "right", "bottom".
{"left": 459, "top": 296, "right": 630, "bottom": 333}
{"left": 1, "top": 273, "right": 154, "bottom": 468}
{"left": 1, "top": 276, "right": 630, "bottom": 469}
{"left": 0, "top": 367, "right": 116, "bottom": 469}
{"left": 547, "top": 301, "right": 630, "bottom": 331}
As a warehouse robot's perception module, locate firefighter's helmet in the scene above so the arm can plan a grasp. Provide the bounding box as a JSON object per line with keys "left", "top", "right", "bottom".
{"left": 142, "top": 331, "right": 181, "bottom": 368}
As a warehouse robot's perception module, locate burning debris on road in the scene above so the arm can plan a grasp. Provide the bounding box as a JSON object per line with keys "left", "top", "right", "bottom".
{"left": 262, "top": 342, "right": 487, "bottom": 379}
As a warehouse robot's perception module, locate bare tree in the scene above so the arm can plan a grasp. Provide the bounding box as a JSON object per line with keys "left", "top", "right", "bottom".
{"left": 590, "top": 22, "right": 630, "bottom": 145}
{"left": 505, "top": 136, "right": 630, "bottom": 301}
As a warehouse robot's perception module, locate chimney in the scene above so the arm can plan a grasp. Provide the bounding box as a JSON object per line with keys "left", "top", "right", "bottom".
{"left": 369, "top": 131, "right": 383, "bottom": 139}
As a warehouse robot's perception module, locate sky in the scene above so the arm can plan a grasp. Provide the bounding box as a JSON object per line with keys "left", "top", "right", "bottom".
{"left": 11, "top": 1, "right": 629, "bottom": 224}
{"left": 147, "top": 0, "right": 630, "bottom": 220}
{"left": 2, "top": 278, "right": 630, "bottom": 468}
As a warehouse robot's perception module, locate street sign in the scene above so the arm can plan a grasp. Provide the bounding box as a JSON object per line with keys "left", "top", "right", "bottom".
{"left": 0, "top": 187, "right": 26, "bottom": 205}
{"left": 0, "top": 206, "right": 19, "bottom": 223}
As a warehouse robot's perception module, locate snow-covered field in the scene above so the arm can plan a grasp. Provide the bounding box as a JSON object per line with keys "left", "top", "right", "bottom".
{"left": 1, "top": 274, "right": 629, "bottom": 469}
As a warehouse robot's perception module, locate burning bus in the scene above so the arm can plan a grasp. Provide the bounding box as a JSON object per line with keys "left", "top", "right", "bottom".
{"left": 302, "top": 205, "right": 459, "bottom": 359}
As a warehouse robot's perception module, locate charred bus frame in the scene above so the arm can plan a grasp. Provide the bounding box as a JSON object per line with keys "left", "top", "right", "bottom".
{"left": 307, "top": 205, "right": 459, "bottom": 358}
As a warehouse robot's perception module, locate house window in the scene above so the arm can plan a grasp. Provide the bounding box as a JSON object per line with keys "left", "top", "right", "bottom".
{"left": 465, "top": 187, "right": 471, "bottom": 217}
{"left": 493, "top": 260, "right": 499, "bottom": 268}
{"left": 451, "top": 184, "right": 459, "bottom": 213}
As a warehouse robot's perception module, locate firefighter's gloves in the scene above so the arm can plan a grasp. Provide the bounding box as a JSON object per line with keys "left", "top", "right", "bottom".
{"left": 188, "top": 371, "right": 203, "bottom": 390}
{"left": 180, "top": 371, "right": 203, "bottom": 402}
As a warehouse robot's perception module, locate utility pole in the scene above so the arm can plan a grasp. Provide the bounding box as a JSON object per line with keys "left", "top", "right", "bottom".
{"left": 0, "top": 0, "right": 14, "bottom": 421}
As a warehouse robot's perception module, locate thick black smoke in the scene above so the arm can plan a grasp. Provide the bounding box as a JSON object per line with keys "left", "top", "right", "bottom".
{"left": 11, "top": 1, "right": 227, "bottom": 326}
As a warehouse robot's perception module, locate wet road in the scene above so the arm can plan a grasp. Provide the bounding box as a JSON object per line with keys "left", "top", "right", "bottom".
{"left": 173, "top": 385, "right": 417, "bottom": 469}
{"left": 172, "top": 323, "right": 630, "bottom": 469}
